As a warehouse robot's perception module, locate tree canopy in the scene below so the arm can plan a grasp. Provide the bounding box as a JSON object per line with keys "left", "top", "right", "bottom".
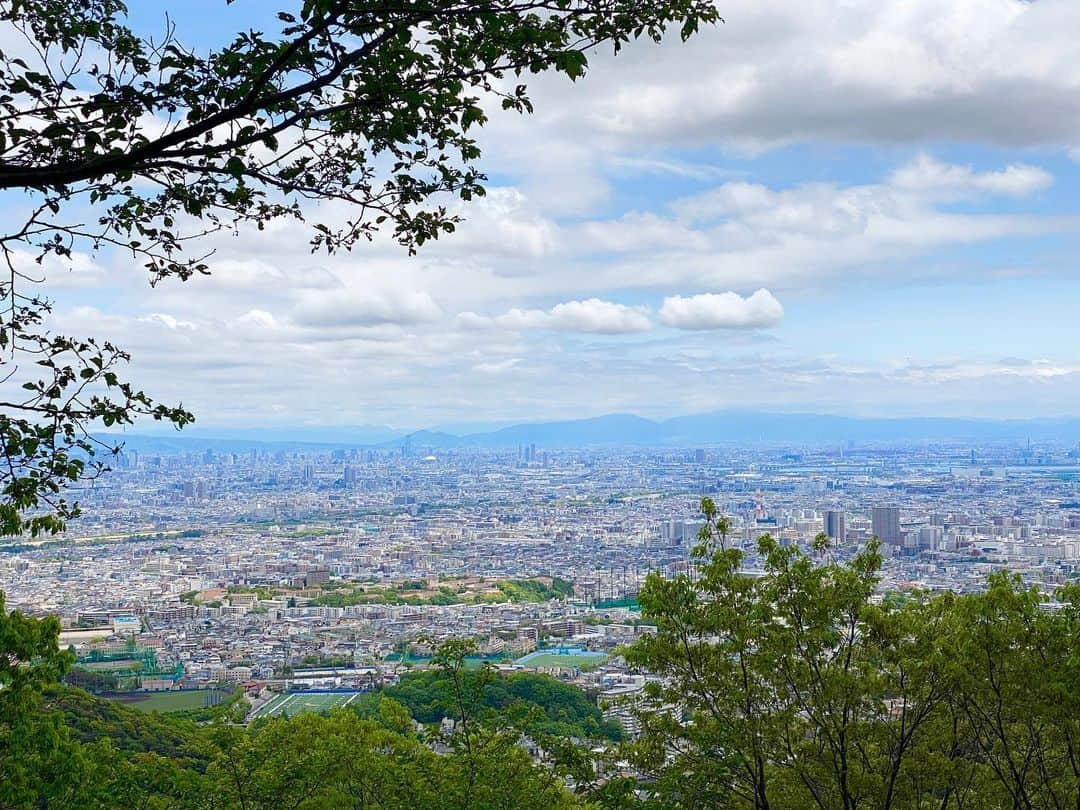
{"left": 617, "top": 498, "right": 1080, "bottom": 809}
{"left": 1, "top": 628, "right": 591, "bottom": 809}
{"left": 360, "top": 665, "right": 624, "bottom": 740}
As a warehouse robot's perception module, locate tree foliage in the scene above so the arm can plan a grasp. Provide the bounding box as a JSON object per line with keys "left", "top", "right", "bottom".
{"left": 0, "top": 593, "right": 81, "bottom": 807}
{"left": 1, "top": 620, "right": 589, "bottom": 808}
{"left": 362, "top": 665, "right": 622, "bottom": 740}
{"left": 620, "top": 498, "right": 1080, "bottom": 809}
{"left": 0, "top": 0, "right": 719, "bottom": 535}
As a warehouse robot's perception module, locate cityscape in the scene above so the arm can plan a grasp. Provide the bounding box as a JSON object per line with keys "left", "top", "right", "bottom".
{"left": 7, "top": 428, "right": 1079, "bottom": 732}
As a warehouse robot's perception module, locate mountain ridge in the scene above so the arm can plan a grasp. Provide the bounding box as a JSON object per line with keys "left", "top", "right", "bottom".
{"left": 104, "top": 410, "right": 1080, "bottom": 453}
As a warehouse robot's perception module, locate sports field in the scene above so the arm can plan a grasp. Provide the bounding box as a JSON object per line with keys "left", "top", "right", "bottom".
{"left": 249, "top": 690, "right": 363, "bottom": 720}
{"left": 113, "top": 689, "right": 227, "bottom": 713}
{"left": 515, "top": 648, "right": 608, "bottom": 670}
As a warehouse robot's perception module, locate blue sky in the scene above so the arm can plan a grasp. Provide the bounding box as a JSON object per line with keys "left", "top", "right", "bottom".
{"left": 22, "top": 0, "right": 1080, "bottom": 429}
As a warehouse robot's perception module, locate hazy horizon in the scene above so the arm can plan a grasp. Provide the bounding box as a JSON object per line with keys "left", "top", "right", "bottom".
{"left": 107, "top": 407, "right": 1080, "bottom": 448}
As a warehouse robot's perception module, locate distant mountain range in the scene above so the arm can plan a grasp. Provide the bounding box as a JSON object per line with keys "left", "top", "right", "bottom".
{"left": 105, "top": 411, "right": 1080, "bottom": 453}
{"left": 384, "top": 412, "right": 1080, "bottom": 449}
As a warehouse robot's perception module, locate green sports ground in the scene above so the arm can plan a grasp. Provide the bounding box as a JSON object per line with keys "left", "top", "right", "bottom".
{"left": 110, "top": 689, "right": 229, "bottom": 713}
{"left": 249, "top": 690, "right": 364, "bottom": 720}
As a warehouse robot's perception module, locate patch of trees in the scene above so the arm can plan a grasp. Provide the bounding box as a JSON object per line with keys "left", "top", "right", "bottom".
{"left": 359, "top": 668, "right": 623, "bottom": 742}
{"left": 42, "top": 686, "right": 205, "bottom": 764}
{"left": 496, "top": 577, "right": 574, "bottom": 602}
{"left": 62, "top": 668, "right": 119, "bottom": 693}
{"left": 608, "top": 498, "right": 1080, "bottom": 809}
{"left": 312, "top": 577, "right": 571, "bottom": 607}
{"left": 1, "top": 615, "right": 584, "bottom": 808}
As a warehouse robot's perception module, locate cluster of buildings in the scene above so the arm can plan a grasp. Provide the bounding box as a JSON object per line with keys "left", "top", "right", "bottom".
{"left": 4, "top": 436, "right": 1080, "bottom": 724}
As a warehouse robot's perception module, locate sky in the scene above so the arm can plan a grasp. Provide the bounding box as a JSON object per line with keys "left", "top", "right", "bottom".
{"left": 26, "top": 0, "right": 1080, "bottom": 430}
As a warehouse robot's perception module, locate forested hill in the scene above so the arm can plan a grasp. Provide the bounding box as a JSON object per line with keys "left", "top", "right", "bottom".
{"left": 354, "top": 669, "right": 624, "bottom": 741}
{"left": 6, "top": 674, "right": 600, "bottom": 808}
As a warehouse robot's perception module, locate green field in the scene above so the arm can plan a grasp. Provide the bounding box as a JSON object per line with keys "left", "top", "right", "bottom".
{"left": 515, "top": 653, "right": 608, "bottom": 670}
{"left": 112, "top": 689, "right": 227, "bottom": 713}
{"left": 249, "top": 691, "right": 363, "bottom": 720}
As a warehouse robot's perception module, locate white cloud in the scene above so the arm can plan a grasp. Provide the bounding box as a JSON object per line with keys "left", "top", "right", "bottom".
{"left": 293, "top": 288, "right": 441, "bottom": 327}
{"left": 529, "top": 0, "right": 1080, "bottom": 152}
{"left": 606, "top": 155, "right": 737, "bottom": 181}
{"left": 473, "top": 358, "right": 522, "bottom": 374}
{"left": 233, "top": 309, "right": 279, "bottom": 329}
{"left": 889, "top": 153, "right": 1052, "bottom": 196}
{"left": 438, "top": 188, "right": 558, "bottom": 260}
{"left": 576, "top": 212, "right": 710, "bottom": 253}
{"left": 200, "top": 259, "right": 343, "bottom": 291}
{"left": 670, "top": 182, "right": 777, "bottom": 224}
{"left": 659, "top": 290, "right": 784, "bottom": 330}
{"left": 138, "top": 313, "right": 197, "bottom": 331}
{"left": 4, "top": 247, "right": 110, "bottom": 289}
{"left": 455, "top": 311, "right": 495, "bottom": 330}
{"left": 461, "top": 299, "right": 652, "bottom": 334}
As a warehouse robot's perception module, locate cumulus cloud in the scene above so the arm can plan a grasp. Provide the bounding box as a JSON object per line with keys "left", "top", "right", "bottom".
{"left": 233, "top": 309, "right": 279, "bottom": 329}
{"left": 670, "top": 182, "right": 776, "bottom": 224}
{"left": 138, "top": 313, "right": 197, "bottom": 331}
{"left": 4, "top": 247, "right": 110, "bottom": 289}
{"left": 889, "top": 154, "right": 1052, "bottom": 197}
{"left": 460, "top": 299, "right": 652, "bottom": 334}
{"left": 659, "top": 290, "right": 785, "bottom": 330}
{"left": 293, "top": 289, "right": 441, "bottom": 327}
{"left": 196, "top": 259, "right": 342, "bottom": 291}
{"left": 438, "top": 188, "right": 558, "bottom": 260}
{"left": 576, "top": 212, "right": 710, "bottom": 253}
{"left": 530, "top": 0, "right": 1080, "bottom": 152}
{"left": 673, "top": 154, "right": 1053, "bottom": 230}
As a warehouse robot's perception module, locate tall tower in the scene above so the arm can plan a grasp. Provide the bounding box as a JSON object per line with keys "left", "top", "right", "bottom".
{"left": 825, "top": 510, "right": 846, "bottom": 542}
{"left": 872, "top": 505, "right": 901, "bottom": 546}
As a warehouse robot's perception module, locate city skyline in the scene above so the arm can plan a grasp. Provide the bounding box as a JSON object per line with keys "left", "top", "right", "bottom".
{"left": 25, "top": 0, "right": 1080, "bottom": 428}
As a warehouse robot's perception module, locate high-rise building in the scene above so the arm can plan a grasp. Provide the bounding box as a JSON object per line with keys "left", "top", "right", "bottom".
{"left": 825, "top": 510, "right": 846, "bottom": 542}
{"left": 660, "top": 519, "right": 704, "bottom": 546}
{"left": 918, "top": 526, "right": 943, "bottom": 550}
{"left": 872, "top": 505, "right": 901, "bottom": 545}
